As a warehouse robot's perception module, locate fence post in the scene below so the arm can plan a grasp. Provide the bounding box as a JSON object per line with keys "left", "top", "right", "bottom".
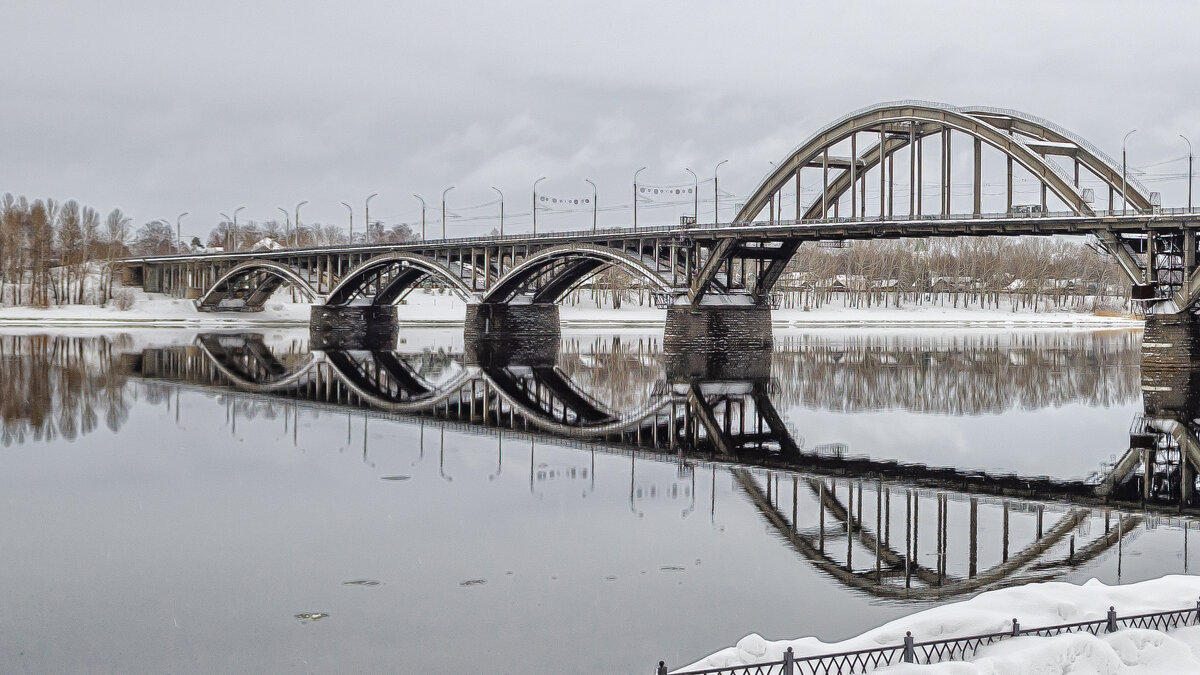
{"left": 656, "top": 660, "right": 667, "bottom": 675}
{"left": 1106, "top": 606, "right": 1118, "bottom": 633}
{"left": 902, "top": 631, "right": 915, "bottom": 663}
{"left": 1011, "top": 618, "right": 1020, "bottom": 637}
{"left": 783, "top": 647, "right": 794, "bottom": 675}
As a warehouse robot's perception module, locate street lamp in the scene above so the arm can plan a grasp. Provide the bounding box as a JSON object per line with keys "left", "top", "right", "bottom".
{"left": 491, "top": 186, "right": 504, "bottom": 236}
{"left": 340, "top": 201, "right": 353, "bottom": 243}
{"left": 364, "top": 192, "right": 378, "bottom": 244}
{"left": 1122, "top": 130, "right": 1136, "bottom": 216}
{"left": 294, "top": 200, "right": 308, "bottom": 248}
{"left": 412, "top": 194, "right": 427, "bottom": 240}
{"left": 441, "top": 186, "right": 454, "bottom": 239}
{"left": 218, "top": 212, "right": 232, "bottom": 250}
{"left": 276, "top": 207, "right": 290, "bottom": 248}
{"left": 714, "top": 160, "right": 728, "bottom": 225}
{"left": 584, "top": 179, "right": 598, "bottom": 232}
{"left": 1182, "top": 135, "right": 1194, "bottom": 212}
{"left": 173, "top": 212, "right": 188, "bottom": 250}
{"left": 532, "top": 176, "right": 546, "bottom": 235}
{"left": 633, "top": 166, "right": 647, "bottom": 230}
{"left": 684, "top": 168, "right": 698, "bottom": 221}
{"left": 232, "top": 206, "right": 245, "bottom": 250}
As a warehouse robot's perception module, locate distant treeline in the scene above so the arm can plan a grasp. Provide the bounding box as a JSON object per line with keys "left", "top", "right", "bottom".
{"left": 0, "top": 193, "right": 418, "bottom": 306}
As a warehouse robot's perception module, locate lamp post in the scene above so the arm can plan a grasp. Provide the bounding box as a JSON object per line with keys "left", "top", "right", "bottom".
{"left": 1182, "top": 135, "right": 1194, "bottom": 212}
{"left": 532, "top": 176, "right": 546, "bottom": 235}
{"left": 1122, "top": 130, "right": 1136, "bottom": 216}
{"left": 218, "top": 212, "right": 232, "bottom": 250}
{"left": 491, "top": 187, "right": 504, "bottom": 236}
{"left": 412, "top": 194, "right": 427, "bottom": 240}
{"left": 713, "top": 160, "right": 728, "bottom": 225}
{"left": 294, "top": 200, "right": 308, "bottom": 248}
{"left": 441, "top": 186, "right": 454, "bottom": 239}
{"left": 339, "top": 201, "right": 353, "bottom": 243}
{"left": 584, "top": 179, "right": 598, "bottom": 232}
{"left": 175, "top": 212, "right": 188, "bottom": 250}
{"left": 364, "top": 193, "right": 378, "bottom": 244}
{"left": 231, "top": 206, "right": 245, "bottom": 250}
{"left": 633, "top": 166, "right": 647, "bottom": 230}
{"left": 276, "top": 207, "right": 290, "bottom": 248}
{"left": 685, "top": 168, "right": 698, "bottom": 221}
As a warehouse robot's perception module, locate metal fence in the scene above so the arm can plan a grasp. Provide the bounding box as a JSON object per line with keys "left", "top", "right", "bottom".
{"left": 657, "top": 600, "right": 1200, "bottom": 675}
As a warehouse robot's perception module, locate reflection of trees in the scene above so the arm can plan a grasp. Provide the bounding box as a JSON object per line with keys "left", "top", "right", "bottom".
{"left": 556, "top": 336, "right": 665, "bottom": 412}
{"left": 0, "top": 334, "right": 133, "bottom": 444}
{"left": 771, "top": 331, "right": 1140, "bottom": 414}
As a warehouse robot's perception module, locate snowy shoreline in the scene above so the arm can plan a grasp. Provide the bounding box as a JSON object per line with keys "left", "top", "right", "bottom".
{"left": 682, "top": 576, "right": 1200, "bottom": 674}
{"left": 0, "top": 287, "right": 1144, "bottom": 329}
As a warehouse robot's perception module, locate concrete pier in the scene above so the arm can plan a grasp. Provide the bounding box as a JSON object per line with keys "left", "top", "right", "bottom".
{"left": 663, "top": 305, "right": 773, "bottom": 353}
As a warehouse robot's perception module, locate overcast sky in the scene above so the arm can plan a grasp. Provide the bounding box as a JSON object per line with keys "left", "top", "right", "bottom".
{"left": 4, "top": 1, "right": 1199, "bottom": 241}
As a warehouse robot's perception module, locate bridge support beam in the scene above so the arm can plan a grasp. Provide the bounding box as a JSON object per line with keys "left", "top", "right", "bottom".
{"left": 464, "top": 303, "right": 561, "bottom": 363}
{"left": 664, "top": 305, "right": 773, "bottom": 353}
{"left": 309, "top": 305, "right": 399, "bottom": 350}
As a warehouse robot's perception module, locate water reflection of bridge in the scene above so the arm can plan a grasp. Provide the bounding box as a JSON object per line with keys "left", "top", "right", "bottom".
{"left": 122, "top": 331, "right": 1195, "bottom": 600}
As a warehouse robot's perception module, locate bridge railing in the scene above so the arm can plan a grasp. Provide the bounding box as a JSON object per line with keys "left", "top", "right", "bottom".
{"left": 656, "top": 601, "right": 1200, "bottom": 675}
{"left": 126, "top": 207, "right": 1200, "bottom": 263}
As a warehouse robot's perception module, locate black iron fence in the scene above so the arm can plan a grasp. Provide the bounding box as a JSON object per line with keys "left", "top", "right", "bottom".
{"left": 657, "top": 600, "right": 1200, "bottom": 675}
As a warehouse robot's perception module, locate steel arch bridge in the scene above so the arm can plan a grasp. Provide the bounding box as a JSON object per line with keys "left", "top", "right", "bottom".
{"left": 125, "top": 101, "right": 1200, "bottom": 321}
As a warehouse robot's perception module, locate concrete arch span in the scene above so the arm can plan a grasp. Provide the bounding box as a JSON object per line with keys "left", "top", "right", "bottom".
{"left": 196, "top": 260, "right": 323, "bottom": 311}
{"left": 325, "top": 252, "right": 478, "bottom": 307}
{"left": 481, "top": 243, "right": 677, "bottom": 305}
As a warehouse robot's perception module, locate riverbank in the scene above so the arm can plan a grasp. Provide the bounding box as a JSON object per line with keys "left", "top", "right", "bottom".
{"left": 0, "top": 288, "right": 1143, "bottom": 328}
{"left": 682, "top": 576, "right": 1200, "bottom": 674}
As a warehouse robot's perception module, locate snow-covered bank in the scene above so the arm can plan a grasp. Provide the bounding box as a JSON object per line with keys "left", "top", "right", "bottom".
{"left": 684, "top": 576, "right": 1200, "bottom": 674}
{"left": 0, "top": 288, "right": 1143, "bottom": 327}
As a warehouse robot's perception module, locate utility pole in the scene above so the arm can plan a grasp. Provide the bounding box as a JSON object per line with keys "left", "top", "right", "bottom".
{"left": 491, "top": 186, "right": 504, "bottom": 236}
{"left": 633, "top": 166, "right": 646, "bottom": 229}
{"left": 412, "top": 194, "right": 427, "bottom": 240}
{"left": 584, "top": 179, "right": 597, "bottom": 232}
{"left": 714, "top": 159, "right": 728, "bottom": 224}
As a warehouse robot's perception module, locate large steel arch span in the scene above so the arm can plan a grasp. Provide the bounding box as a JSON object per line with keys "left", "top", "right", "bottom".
{"left": 481, "top": 243, "right": 675, "bottom": 305}
{"left": 736, "top": 101, "right": 1153, "bottom": 224}
{"left": 325, "top": 251, "right": 478, "bottom": 307}
{"left": 196, "top": 260, "right": 323, "bottom": 310}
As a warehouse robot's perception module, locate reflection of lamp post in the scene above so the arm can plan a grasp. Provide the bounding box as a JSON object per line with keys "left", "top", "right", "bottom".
{"left": 633, "top": 166, "right": 647, "bottom": 230}
{"left": 1122, "top": 129, "right": 1136, "bottom": 215}
{"left": 532, "top": 176, "right": 546, "bottom": 235}
{"left": 412, "top": 194, "right": 426, "bottom": 240}
{"left": 584, "top": 179, "right": 597, "bottom": 232}
{"left": 685, "top": 168, "right": 698, "bottom": 221}
{"left": 713, "top": 160, "right": 728, "bottom": 225}
{"left": 629, "top": 454, "right": 644, "bottom": 519}
{"left": 489, "top": 435, "right": 503, "bottom": 481}
{"left": 441, "top": 186, "right": 455, "bottom": 239}
{"left": 439, "top": 427, "right": 452, "bottom": 482}
{"left": 491, "top": 186, "right": 504, "bottom": 236}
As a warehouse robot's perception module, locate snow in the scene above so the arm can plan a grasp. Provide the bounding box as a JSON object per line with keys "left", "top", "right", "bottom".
{"left": 683, "top": 576, "right": 1200, "bottom": 674}
{"left": 0, "top": 285, "right": 1143, "bottom": 328}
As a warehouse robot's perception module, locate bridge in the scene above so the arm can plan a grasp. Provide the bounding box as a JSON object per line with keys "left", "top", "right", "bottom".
{"left": 120, "top": 101, "right": 1200, "bottom": 343}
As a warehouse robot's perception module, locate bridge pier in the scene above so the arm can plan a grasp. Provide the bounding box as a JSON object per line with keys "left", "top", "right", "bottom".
{"left": 309, "top": 305, "right": 399, "bottom": 350}
{"left": 664, "top": 304, "right": 773, "bottom": 353}
{"left": 464, "top": 303, "right": 561, "bottom": 363}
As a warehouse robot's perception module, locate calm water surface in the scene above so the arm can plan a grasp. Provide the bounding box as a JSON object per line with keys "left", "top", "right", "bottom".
{"left": 0, "top": 326, "right": 1190, "bottom": 674}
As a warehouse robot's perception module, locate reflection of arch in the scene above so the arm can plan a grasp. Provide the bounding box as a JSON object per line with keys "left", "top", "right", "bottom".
{"left": 196, "top": 260, "right": 322, "bottom": 311}
{"left": 195, "top": 334, "right": 321, "bottom": 392}
{"left": 325, "top": 252, "right": 476, "bottom": 307}
{"left": 481, "top": 243, "right": 675, "bottom": 305}
{"left": 323, "top": 351, "right": 479, "bottom": 414}
{"left": 733, "top": 469, "right": 1140, "bottom": 600}
{"left": 736, "top": 101, "right": 1153, "bottom": 224}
